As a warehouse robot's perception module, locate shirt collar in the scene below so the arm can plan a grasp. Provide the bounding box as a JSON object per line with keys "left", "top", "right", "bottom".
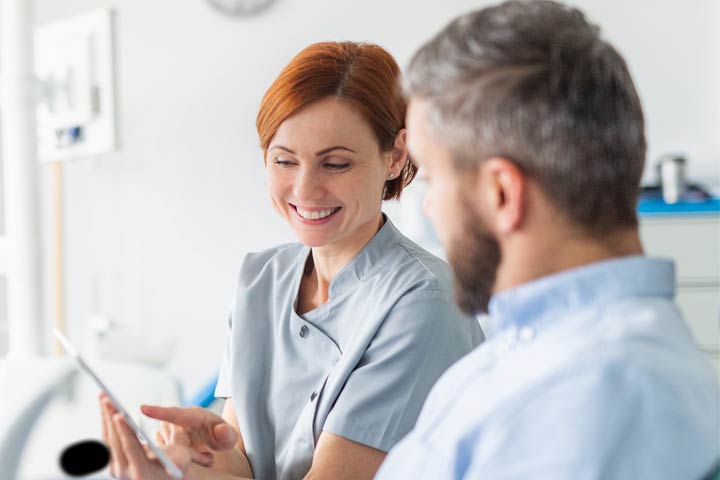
{"left": 487, "top": 256, "right": 675, "bottom": 337}
{"left": 330, "top": 214, "right": 401, "bottom": 296}
{"left": 300, "top": 214, "right": 401, "bottom": 298}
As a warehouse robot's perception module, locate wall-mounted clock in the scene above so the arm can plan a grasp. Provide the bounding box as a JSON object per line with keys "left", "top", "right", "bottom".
{"left": 207, "top": 0, "right": 277, "bottom": 16}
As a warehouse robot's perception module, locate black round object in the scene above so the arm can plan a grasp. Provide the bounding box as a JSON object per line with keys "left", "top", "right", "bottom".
{"left": 59, "top": 439, "right": 110, "bottom": 476}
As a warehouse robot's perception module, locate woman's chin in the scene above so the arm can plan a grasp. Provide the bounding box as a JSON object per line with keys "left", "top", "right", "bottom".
{"left": 294, "top": 232, "right": 333, "bottom": 248}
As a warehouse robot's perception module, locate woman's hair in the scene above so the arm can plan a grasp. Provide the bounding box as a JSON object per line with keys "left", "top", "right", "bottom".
{"left": 256, "top": 41, "right": 416, "bottom": 201}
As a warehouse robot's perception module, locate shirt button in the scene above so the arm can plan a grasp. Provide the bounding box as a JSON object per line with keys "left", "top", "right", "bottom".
{"left": 299, "top": 325, "right": 308, "bottom": 338}
{"left": 518, "top": 326, "right": 535, "bottom": 343}
{"left": 310, "top": 391, "right": 317, "bottom": 401}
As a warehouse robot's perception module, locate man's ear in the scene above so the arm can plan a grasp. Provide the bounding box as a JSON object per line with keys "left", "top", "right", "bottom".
{"left": 475, "top": 157, "right": 527, "bottom": 234}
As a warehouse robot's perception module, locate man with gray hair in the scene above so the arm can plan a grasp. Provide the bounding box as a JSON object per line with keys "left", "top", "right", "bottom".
{"left": 376, "top": 1, "right": 719, "bottom": 478}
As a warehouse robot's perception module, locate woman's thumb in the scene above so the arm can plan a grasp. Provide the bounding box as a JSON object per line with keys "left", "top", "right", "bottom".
{"left": 212, "top": 423, "right": 238, "bottom": 450}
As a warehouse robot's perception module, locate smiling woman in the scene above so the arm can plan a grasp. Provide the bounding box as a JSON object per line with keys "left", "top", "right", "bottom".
{"left": 100, "top": 41, "right": 484, "bottom": 480}
{"left": 265, "top": 97, "right": 398, "bottom": 251}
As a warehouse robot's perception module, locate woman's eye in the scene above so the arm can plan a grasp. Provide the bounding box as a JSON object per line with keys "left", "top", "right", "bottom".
{"left": 325, "top": 162, "right": 351, "bottom": 170}
{"left": 273, "top": 159, "right": 295, "bottom": 167}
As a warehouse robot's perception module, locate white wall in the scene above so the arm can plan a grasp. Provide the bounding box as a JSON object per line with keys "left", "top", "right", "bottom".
{"left": 577, "top": 0, "right": 720, "bottom": 185}
{"left": 24, "top": 0, "right": 719, "bottom": 396}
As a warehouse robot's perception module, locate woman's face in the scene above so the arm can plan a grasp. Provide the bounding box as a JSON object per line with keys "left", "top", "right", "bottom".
{"left": 266, "top": 97, "right": 397, "bottom": 250}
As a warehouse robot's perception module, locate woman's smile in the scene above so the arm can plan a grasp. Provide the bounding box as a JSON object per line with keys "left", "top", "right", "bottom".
{"left": 292, "top": 204, "right": 343, "bottom": 225}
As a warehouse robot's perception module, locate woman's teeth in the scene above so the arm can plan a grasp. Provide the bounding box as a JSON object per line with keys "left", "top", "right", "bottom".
{"left": 297, "top": 207, "right": 338, "bottom": 220}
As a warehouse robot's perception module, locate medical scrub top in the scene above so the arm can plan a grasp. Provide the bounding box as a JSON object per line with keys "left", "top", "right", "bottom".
{"left": 215, "top": 216, "right": 484, "bottom": 480}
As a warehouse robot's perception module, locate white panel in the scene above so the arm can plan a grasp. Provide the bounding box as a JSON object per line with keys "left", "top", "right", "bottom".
{"left": 676, "top": 287, "right": 720, "bottom": 352}
{"left": 641, "top": 214, "right": 720, "bottom": 357}
{"left": 640, "top": 216, "right": 720, "bottom": 281}
{"left": 0, "top": 275, "right": 7, "bottom": 357}
{"left": 0, "top": 238, "right": 8, "bottom": 276}
{"left": 34, "top": 9, "right": 117, "bottom": 161}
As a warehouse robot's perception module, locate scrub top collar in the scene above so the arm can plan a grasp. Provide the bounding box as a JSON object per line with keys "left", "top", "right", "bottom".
{"left": 487, "top": 255, "right": 675, "bottom": 340}
{"left": 300, "top": 213, "right": 400, "bottom": 300}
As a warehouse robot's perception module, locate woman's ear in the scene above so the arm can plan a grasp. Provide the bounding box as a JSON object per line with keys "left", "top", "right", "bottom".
{"left": 387, "top": 129, "right": 409, "bottom": 177}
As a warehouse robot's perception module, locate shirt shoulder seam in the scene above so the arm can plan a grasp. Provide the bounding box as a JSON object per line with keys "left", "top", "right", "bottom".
{"left": 391, "top": 242, "right": 442, "bottom": 292}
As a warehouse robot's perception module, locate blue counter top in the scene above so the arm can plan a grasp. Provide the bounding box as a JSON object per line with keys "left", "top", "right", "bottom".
{"left": 638, "top": 197, "right": 720, "bottom": 216}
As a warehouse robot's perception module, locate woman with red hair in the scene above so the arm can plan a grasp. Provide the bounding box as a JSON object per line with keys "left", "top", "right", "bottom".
{"left": 101, "top": 41, "right": 483, "bottom": 480}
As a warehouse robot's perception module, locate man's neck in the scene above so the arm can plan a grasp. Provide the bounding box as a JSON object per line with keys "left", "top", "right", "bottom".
{"left": 494, "top": 225, "right": 644, "bottom": 294}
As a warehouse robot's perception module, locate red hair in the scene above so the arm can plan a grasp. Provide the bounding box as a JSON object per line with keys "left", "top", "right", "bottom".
{"left": 256, "top": 41, "right": 416, "bottom": 200}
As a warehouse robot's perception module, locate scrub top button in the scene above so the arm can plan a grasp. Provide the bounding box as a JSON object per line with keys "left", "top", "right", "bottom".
{"left": 299, "top": 325, "right": 308, "bottom": 338}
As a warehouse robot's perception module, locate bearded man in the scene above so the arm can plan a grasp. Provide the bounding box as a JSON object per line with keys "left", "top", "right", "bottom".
{"left": 377, "top": 1, "right": 719, "bottom": 479}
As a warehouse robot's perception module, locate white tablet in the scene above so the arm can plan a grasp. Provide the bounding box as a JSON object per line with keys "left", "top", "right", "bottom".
{"left": 53, "top": 328, "right": 184, "bottom": 480}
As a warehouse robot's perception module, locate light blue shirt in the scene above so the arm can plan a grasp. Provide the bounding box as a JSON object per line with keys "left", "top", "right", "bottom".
{"left": 377, "top": 256, "right": 720, "bottom": 479}
{"left": 215, "top": 216, "right": 484, "bottom": 480}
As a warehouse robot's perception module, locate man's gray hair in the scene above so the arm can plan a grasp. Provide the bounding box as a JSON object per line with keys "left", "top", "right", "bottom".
{"left": 405, "top": 0, "right": 646, "bottom": 232}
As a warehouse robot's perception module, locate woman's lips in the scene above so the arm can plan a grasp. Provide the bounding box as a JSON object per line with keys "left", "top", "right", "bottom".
{"left": 291, "top": 204, "right": 342, "bottom": 224}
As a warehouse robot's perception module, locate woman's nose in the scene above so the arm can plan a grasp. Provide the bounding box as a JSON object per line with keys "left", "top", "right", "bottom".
{"left": 293, "top": 170, "right": 324, "bottom": 202}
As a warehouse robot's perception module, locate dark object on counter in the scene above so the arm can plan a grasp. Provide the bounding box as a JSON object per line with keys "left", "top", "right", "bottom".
{"left": 59, "top": 439, "right": 110, "bottom": 476}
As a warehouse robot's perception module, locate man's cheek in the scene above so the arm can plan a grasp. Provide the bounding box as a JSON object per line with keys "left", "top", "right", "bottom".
{"left": 421, "top": 192, "right": 433, "bottom": 218}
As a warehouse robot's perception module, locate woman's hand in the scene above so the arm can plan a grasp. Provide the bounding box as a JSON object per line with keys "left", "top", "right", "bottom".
{"left": 140, "top": 403, "right": 238, "bottom": 460}
{"left": 99, "top": 393, "right": 193, "bottom": 479}
{"left": 154, "top": 419, "right": 215, "bottom": 467}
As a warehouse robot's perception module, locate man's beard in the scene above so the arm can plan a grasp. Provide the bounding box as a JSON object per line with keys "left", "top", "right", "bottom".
{"left": 446, "top": 206, "right": 501, "bottom": 315}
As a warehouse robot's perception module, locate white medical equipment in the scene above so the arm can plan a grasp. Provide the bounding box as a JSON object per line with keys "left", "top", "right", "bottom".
{"left": 0, "top": 357, "right": 77, "bottom": 479}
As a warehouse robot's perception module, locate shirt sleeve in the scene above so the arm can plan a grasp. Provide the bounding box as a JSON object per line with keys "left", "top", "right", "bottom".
{"left": 322, "top": 288, "right": 481, "bottom": 451}
{"left": 214, "top": 311, "right": 233, "bottom": 398}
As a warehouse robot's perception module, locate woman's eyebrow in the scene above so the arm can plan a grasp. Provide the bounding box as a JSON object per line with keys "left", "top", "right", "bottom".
{"left": 315, "top": 146, "right": 356, "bottom": 156}
{"left": 268, "top": 145, "right": 357, "bottom": 155}
{"left": 269, "top": 145, "right": 295, "bottom": 154}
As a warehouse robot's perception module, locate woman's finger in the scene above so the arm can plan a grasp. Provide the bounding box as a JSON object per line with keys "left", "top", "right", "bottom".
{"left": 155, "top": 429, "right": 166, "bottom": 447}
{"left": 155, "top": 421, "right": 170, "bottom": 447}
{"left": 115, "top": 415, "right": 192, "bottom": 478}
{"left": 140, "top": 405, "right": 237, "bottom": 451}
{"left": 105, "top": 399, "right": 128, "bottom": 478}
{"left": 163, "top": 444, "right": 193, "bottom": 474}
{"left": 190, "top": 448, "right": 215, "bottom": 468}
{"left": 99, "top": 396, "right": 115, "bottom": 476}
{"left": 113, "top": 414, "right": 151, "bottom": 474}
{"left": 99, "top": 394, "right": 110, "bottom": 446}
{"left": 169, "top": 424, "right": 192, "bottom": 447}
{"left": 164, "top": 422, "right": 213, "bottom": 467}
{"left": 103, "top": 399, "right": 128, "bottom": 476}
{"left": 163, "top": 421, "right": 174, "bottom": 445}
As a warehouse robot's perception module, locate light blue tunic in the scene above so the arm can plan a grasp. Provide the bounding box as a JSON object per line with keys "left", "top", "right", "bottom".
{"left": 377, "top": 256, "right": 720, "bottom": 479}
{"left": 215, "top": 217, "right": 484, "bottom": 480}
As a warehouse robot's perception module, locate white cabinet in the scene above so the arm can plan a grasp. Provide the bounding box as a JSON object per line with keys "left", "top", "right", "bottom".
{"left": 639, "top": 213, "right": 720, "bottom": 369}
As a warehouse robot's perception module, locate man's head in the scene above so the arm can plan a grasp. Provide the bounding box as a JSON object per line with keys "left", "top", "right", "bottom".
{"left": 405, "top": 0, "right": 646, "bottom": 315}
